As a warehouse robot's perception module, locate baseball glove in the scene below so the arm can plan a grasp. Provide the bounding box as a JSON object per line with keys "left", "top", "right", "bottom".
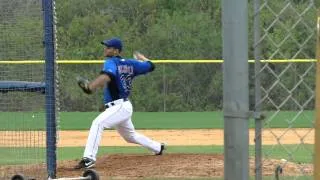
{"left": 76, "top": 76, "right": 92, "bottom": 94}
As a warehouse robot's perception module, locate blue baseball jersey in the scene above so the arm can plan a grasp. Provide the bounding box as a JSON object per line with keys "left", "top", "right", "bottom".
{"left": 101, "top": 56, "right": 155, "bottom": 104}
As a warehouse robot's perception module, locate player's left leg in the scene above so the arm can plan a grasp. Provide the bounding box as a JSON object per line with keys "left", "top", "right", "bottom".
{"left": 115, "top": 119, "right": 165, "bottom": 155}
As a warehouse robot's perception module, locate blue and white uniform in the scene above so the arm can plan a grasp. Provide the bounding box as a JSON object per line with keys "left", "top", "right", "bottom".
{"left": 83, "top": 56, "right": 161, "bottom": 161}
{"left": 101, "top": 56, "right": 154, "bottom": 104}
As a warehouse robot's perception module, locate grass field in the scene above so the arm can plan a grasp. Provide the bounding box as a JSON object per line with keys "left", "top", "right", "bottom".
{"left": 0, "top": 111, "right": 315, "bottom": 130}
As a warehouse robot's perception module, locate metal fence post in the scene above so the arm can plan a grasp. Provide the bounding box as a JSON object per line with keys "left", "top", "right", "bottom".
{"left": 253, "top": 0, "right": 262, "bottom": 179}
{"left": 43, "top": 0, "right": 57, "bottom": 178}
{"left": 222, "top": 0, "right": 249, "bottom": 179}
{"left": 314, "top": 8, "right": 320, "bottom": 180}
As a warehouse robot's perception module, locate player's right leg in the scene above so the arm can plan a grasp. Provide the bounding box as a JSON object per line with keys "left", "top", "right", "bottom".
{"left": 116, "top": 119, "right": 166, "bottom": 155}
{"left": 75, "top": 101, "right": 132, "bottom": 169}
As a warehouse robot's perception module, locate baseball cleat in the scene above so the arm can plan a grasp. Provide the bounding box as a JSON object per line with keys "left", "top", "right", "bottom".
{"left": 155, "top": 143, "right": 166, "bottom": 155}
{"left": 74, "top": 157, "right": 96, "bottom": 169}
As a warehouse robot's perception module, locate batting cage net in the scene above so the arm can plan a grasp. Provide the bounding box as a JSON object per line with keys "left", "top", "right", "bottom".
{"left": 0, "top": 0, "right": 47, "bottom": 179}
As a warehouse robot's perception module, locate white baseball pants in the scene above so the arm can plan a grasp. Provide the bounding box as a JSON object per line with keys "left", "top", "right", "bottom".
{"left": 83, "top": 99, "right": 162, "bottom": 161}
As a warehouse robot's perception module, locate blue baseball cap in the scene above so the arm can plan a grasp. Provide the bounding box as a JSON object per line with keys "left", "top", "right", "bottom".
{"left": 101, "top": 37, "right": 123, "bottom": 52}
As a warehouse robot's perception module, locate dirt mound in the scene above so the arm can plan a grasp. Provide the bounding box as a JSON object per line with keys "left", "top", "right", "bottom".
{"left": 55, "top": 154, "right": 313, "bottom": 179}
{"left": 57, "top": 154, "right": 222, "bottom": 179}
{"left": 0, "top": 154, "right": 312, "bottom": 179}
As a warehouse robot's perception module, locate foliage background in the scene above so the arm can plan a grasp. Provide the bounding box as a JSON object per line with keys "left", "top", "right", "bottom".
{"left": 0, "top": 0, "right": 316, "bottom": 112}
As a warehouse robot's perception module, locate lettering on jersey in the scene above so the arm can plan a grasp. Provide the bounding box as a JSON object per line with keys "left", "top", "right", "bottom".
{"left": 118, "top": 65, "right": 133, "bottom": 93}
{"left": 118, "top": 65, "right": 133, "bottom": 74}
{"left": 120, "top": 74, "right": 132, "bottom": 93}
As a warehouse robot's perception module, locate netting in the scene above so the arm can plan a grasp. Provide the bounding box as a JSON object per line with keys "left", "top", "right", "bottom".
{"left": 0, "top": 0, "right": 46, "bottom": 179}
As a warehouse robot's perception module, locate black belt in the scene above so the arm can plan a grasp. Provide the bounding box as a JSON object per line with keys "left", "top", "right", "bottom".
{"left": 105, "top": 98, "right": 128, "bottom": 109}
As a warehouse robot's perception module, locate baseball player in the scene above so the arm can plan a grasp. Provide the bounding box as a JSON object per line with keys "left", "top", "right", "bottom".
{"left": 75, "top": 37, "right": 166, "bottom": 169}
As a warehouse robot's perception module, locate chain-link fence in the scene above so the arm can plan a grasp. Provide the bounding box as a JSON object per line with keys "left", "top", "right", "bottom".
{"left": 253, "top": 0, "right": 316, "bottom": 179}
